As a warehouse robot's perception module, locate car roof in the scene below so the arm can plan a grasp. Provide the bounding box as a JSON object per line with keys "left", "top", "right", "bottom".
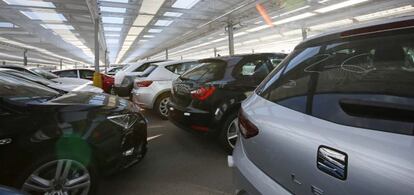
{"left": 296, "top": 15, "right": 414, "bottom": 49}
{"left": 54, "top": 68, "right": 94, "bottom": 72}
{"left": 151, "top": 59, "right": 197, "bottom": 67}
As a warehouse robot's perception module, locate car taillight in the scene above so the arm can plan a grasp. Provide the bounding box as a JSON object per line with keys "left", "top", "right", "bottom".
{"left": 238, "top": 109, "right": 259, "bottom": 138}
{"left": 191, "top": 86, "right": 216, "bottom": 101}
{"left": 136, "top": 80, "right": 153, "bottom": 88}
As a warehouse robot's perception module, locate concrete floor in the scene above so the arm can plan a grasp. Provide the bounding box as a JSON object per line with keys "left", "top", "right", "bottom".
{"left": 98, "top": 111, "right": 234, "bottom": 195}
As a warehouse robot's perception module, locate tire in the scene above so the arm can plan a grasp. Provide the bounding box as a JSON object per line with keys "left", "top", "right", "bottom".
{"left": 219, "top": 111, "right": 239, "bottom": 154}
{"left": 155, "top": 93, "right": 170, "bottom": 120}
{"left": 16, "top": 153, "right": 98, "bottom": 195}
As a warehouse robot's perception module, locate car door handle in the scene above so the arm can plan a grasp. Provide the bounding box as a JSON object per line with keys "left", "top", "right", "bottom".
{"left": 317, "top": 146, "right": 348, "bottom": 180}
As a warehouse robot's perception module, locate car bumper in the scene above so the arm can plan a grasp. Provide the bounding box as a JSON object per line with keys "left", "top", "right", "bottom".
{"left": 114, "top": 84, "right": 132, "bottom": 97}
{"left": 231, "top": 137, "right": 292, "bottom": 195}
{"left": 168, "top": 103, "right": 218, "bottom": 134}
{"left": 132, "top": 88, "right": 156, "bottom": 109}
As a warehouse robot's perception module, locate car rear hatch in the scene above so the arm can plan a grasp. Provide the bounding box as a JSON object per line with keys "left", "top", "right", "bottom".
{"left": 170, "top": 59, "right": 227, "bottom": 108}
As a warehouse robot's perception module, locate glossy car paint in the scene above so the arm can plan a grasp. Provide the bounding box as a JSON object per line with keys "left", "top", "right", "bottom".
{"left": 168, "top": 53, "right": 286, "bottom": 135}
{"left": 132, "top": 60, "right": 197, "bottom": 109}
{"left": 0, "top": 76, "right": 147, "bottom": 189}
{"left": 232, "top": 16, "right": 414, "bottom": 195}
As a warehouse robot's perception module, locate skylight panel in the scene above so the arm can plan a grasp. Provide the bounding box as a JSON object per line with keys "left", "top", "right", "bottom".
{"left": 100, "top": 0, "right": 129, "bottom": 3}
{"left": 148, "top": 29, "right": 163, "bottom": 33}
{"left": 41, "top": 24, "right": 74, "bottom": 30}
{"left": 100, "top": 6, "right": 126, "bottom": 13}
{"left": 273, "top": 12, "right": 316, "bottom": 25}
{"left": 106, "top": 39, "right": 119, "bottom": 44}
{"left": 3, "top": 0, "right": 55, "bottom": 8}
{"left": 125, "top": 36, "right": 136, "bottom": 41}
{"left": 102, "top": 17, "right": 124, "bottom": 24}
{"left": 128, "top": 27, "right": 144, "bottom": 35}
{"left": 106, "top": 34, "right": 120, "bottom": 37}
{"left": 104, "top": 26, "right": 122, "bottom": 31}
{"left": 155, "top": 20, "right": 173, "bottom": 26}
{"left": 172, "top": 0, "right": 201, "bottom": 9}
{"left": 164, "top": 12, "right": 183, "bottom": 17}
{"left": 0, "top": 22, "right": 15, "bottom": 28}
{"left": 20, "top": 11, "right": 67, "bottom": 21}
{"left": 140, "top": 0, "right": 166, "bottom": 15}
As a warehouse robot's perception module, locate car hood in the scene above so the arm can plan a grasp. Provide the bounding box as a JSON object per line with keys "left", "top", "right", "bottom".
{"left": 48, "top": 82, "right": 103, "bottom": 93}
{"left": 52, "top": 77, "right": 91, "bottom": 85}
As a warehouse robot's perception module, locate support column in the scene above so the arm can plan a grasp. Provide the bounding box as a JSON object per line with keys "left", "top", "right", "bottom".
{"left": 93, "top": 18, "right": 102, "bottom": 88}
{"left": 23, "top": 49, "right": 28, "bottom": 66}
{"left": 252, "top": 49, "right": 255, "bottom": 54}
{"left": 214, "top": 47, "right": 217, "bottom": 57}
{"left": 165, "top": 49, "right": 169, "bottom": 60}
{"left": 104, "top": 50, "right": 108, "bottom": 74}
{"left": 228, "top": 21, "right": 235, "bottom": 56}
{"left": 60, "top": 59, "right": 63, "bottom": 70}
{"left": 302, "top": 27, "right": 308, "bottom": 40}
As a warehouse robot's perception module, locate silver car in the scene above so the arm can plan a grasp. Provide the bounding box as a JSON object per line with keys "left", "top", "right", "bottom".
{"left": 230, "top": 16, "right": 414, "bottom": 195}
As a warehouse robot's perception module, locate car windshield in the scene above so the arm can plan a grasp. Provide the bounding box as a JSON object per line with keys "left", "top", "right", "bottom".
{"left": 180, "top": 61, "right": 226, "bottom": 82}
{"left": 0, "top": 72, "right": 60, "bottom": 102}
{"left": 3, "top": 69, "right": 56, "bottom": 86}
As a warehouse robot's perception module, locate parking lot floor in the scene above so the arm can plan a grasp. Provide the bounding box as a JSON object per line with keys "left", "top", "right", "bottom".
{"left": 98, "top": 110, "right": 234, "bottom": 195}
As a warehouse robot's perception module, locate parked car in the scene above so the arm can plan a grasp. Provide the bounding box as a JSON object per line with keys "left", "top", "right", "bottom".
{"left": 168, "top": 53, "right": 287, "bottom": 152}
{"left": 230, "top": 16, "right": 414, "bottom": 195}
{"left": 0, "top": 71, "right": 148, "bottom": 195}
{"left": 53, "top": 68, "right": 115, "bottom": 94}
{"left": 0, "top": 68, "right": 103, "bottom": 93}
{"left": 114, "top": 60, "right": 166, "bottom": 97}
{"left": 1, "top": 65, "right": 92, "bottom": 87}
{"left": 132, "top": 60, "right": 200, "bottom": 119}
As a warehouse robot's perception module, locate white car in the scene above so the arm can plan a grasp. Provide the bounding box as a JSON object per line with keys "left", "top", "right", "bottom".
{"left": 1, "top": 65, "right": 103, "bottom": 93}
{"left": 114, "top": 60, "right": 165, "bottom": 97}
{"left": 31, "top": 67, "right": 92, "bottom": 86}
{"left": 132, "top": 60, "right": 199, "bottom": 119}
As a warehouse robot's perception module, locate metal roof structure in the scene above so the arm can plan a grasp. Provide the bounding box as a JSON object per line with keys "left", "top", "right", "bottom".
{"left": 0, "top": 0, "right": 413, "bottom": 69}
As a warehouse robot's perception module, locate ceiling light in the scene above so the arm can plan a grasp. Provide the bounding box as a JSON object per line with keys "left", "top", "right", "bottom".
{"left": 315, "top": 0, "right": 369, "bottom": 13}
{"left": 260, "top": 34, "right": 282, "bottom": 41}
{"left": 354, "top": 5, "right": 414, "bottom": 21}
{"left": 148, "top": 29, "right": 163, "bottom": 33}
{"left": 104, "top": 26, "right": 122, "bottom": 31}
{"left": 102, "top": 17, "right": 124, "bottom": 24}
{"left": 143, "top": 35, "right": 155, "bottom": 38}
{"left": 100, "top": 0, "right": 129, "bottom": 3}
{"left": 172, "top": 0, "right": 201, "bottom": 9}
{"left": 310, "top": 19, "right": 353, "bottom": 30}
{"left": 125, "top": 36, "right": 136, "bottom": 41}
{"left": 164, "top": 12, "right": 183, "bottom": 17}
{"left": 247, "top": 24, "right": 270, "bottom": 32}
{"left": 128, "top": 27, "right": 144, "bottom": 35}
{"left": 273, "top": 12, "right": 316, "bottom": 25}
{"left": 140, "top": 0, "right": 166, "bottom": 15}
{"left": 41, "top": 24, "right": 74, "bottom": 30}
{"left": 3, "top": 0, "right": 55, "bottom": 8}
{"left": 100, "top": 6, "right": 127, "bottom": 13}
{"left": 20, "top": 11, "right": 67, "bottom": 21}
{"left": 133, "top": 15, "right": 154, "bottom": 26}
{"left": 155, "top": 20, "right": 173, "bottom": 26}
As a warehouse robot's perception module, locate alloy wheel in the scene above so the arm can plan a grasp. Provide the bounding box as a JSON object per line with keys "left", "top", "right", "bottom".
{"left": 22, "top": 159, "right": 91, "bottom": 195}
{"left": 226, "top": 118, "right": 239, "bottom": 149}
{"left": 158, "top": 97, "right": 170, "bottom": 118}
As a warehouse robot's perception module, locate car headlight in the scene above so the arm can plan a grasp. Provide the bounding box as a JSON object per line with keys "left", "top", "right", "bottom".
{"left": 107, "top": 114, "right": 138, "bottom": 129}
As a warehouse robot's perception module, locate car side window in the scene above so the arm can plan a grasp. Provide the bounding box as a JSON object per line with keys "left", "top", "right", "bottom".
{"left": 261, "top": 47, "right": 321, "bottom": 113}
{"left": 236, "top": 58, "right": 273, "bottom": 81}
{"left": 79, "top": 70, "right": 94, "bottom": 80}
{"left": 55, "top": 70, "right": 77, "bottom": 78}
{"left": 311, "top": 32, "right": 414, "bottom": 135}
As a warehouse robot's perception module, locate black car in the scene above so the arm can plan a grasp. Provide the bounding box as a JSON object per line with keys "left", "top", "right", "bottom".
{"left": 168, "top": 53, "right": 286, "bottom": 152}
{"left": 0, "top": 72, "right": 147, "bottom": 194}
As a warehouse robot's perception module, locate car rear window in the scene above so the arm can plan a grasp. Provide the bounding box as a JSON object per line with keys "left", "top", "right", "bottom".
{"left": 180, "top": 60, "right": 226, "bottom": 82}
{"left": 260, "top": 29, "right": 414, "bottom": 135}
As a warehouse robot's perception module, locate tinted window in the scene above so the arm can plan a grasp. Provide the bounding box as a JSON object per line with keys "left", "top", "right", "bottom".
{"left": 235, "top": 58, "right": 273, "bottom": 80}
{"left": 134, "top": 63, "right": 151, "bottom": 72}
{"left": 55, "top": 70, "right": 77, "bottom": 78}
{"left": 0, "top": 72, "right": 59, "bottom": 101}
{"left": 260, "top": 47, "right": 321, "bottom": 113}
{"left": 311, "top": 32, "right": 414, "bottom": 135}
{"left": 269, "top": 54, "right": 287, "bottom": 68}
{"left": 79, "top": 70, "right": 94, "bottom": 79}
{"left": 180, "top": 61, "right": 226, "bottom": 82}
